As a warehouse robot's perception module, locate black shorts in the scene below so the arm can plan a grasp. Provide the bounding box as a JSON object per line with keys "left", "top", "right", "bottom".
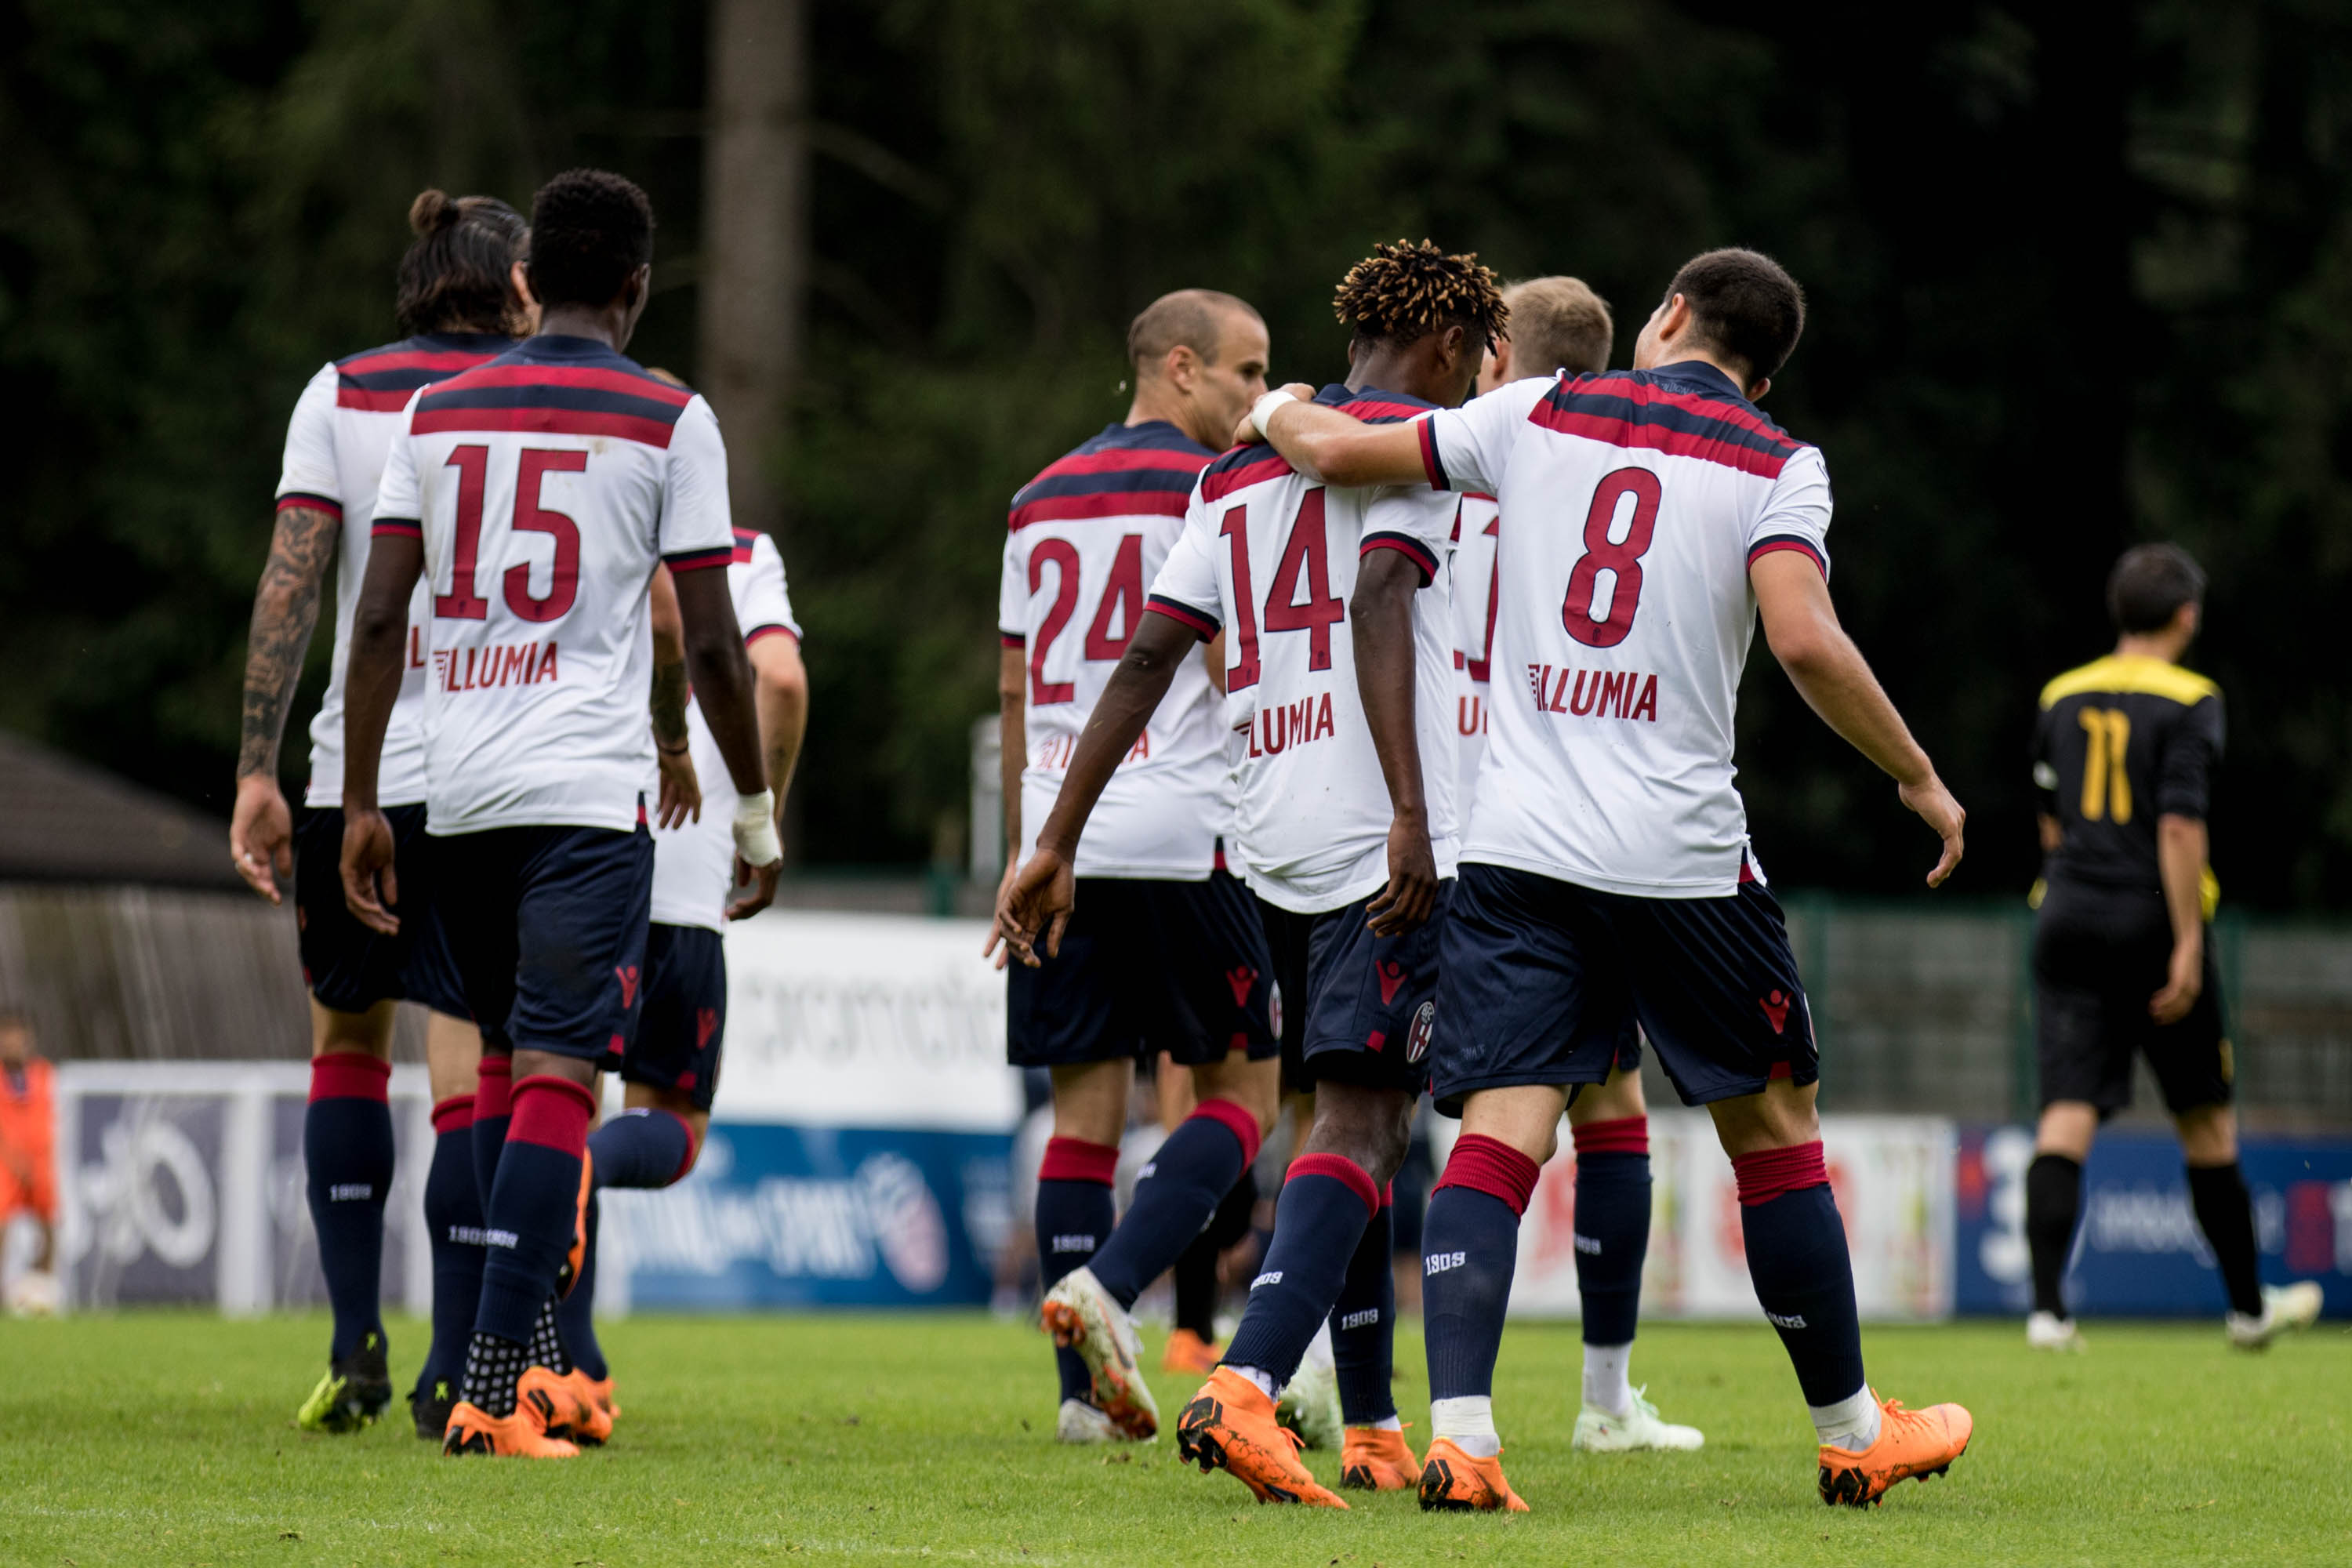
{"left": 2034, "top": 877, "right": 2230, "bottom": 1117}
{"left": 1007, "top": 872, "right": 1279, "bottom": 1069}
{"left": 1254, "top": 885, "right": 1447, "bottom": 1098}
{"left": 1432, "top": 862, "right": 1816, "bottom": 1116}
{"left": 294, "top": 804, "right": 470, "bottom": 1019}
{"left": 621, "top": 922, "right": 726, "bottom": 1111}
{"left": 429, "top": 822, "right": 654, "bottom": 1061}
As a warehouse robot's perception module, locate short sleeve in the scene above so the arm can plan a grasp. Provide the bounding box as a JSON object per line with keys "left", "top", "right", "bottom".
{"left": 275, "top": 363, "right": 343, "bottom": 516}
{"left": 658, "top": 395, "right": 735, "bottom": 572}
{"left": 369, "top": 390, "right": 424, "bottom": 540}
{"left": 1424, "top": 378, "right": 1549, "bottom": 495}
{"left": 998, "top": 528, "right": 1030, "bottom": 647}
{"left": 2153, "top": 693, "right": 2224, "bottom": 819}
{"left": 1745, "top": 444, "right": 1834, "bottom": 579}
{"left": 1144, "top": 489, "right": 1224, "bottom": 641}
{"left": 735, "top": 532, "right": 801, "bottom": 646}
{"left": 1361, "top": 432, "right": 1461, "bottom": 586}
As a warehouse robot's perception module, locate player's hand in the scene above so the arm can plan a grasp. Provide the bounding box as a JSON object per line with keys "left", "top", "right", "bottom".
{"left": 727, "top": 851, "right": 782, "bottom": 920}
{"left": 1898, "top": 775, "right": 1966, "bottom": 887}
{"left": 230, "top": 774, "right": 295, "bottom": 906}
{"left": 985, "top": 855, "right": 1022, "bottom": 971}
{"left": 1230, "top": 382, "right": 1317, "bottom": 448}
{"left": 1367, "top": 811, "right": 1438, "bottom": 936}
{"left": 655, "top": 744, "right": 702, "bottom": 829}
{"left": 989, "top": 848, "right": 1076, "bottom": 968}
{"left": 2150, "top": 939, "right": 2204, "bottom": 1025}
{"left": 339, "top": 806, "right": 400, "bottom": 935}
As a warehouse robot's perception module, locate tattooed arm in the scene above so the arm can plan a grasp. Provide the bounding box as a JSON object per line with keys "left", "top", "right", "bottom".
{"left": 230, "top": 504, "right": 340, "bottom": 904}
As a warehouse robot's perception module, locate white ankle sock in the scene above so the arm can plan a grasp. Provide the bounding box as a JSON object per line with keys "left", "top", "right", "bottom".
{"left": 1301, "top": 1320, "right": 1334, "bottom": 1370}
{"left": 1582, "top": 1341, "right": 1634, "bottom": 1416}
{"left": 1809, "top": 1385, "right": 1881, "bottom": 1450}
{"left": 1363, "top": 1414, "right": 1403, "bottom": 1432}
{"left": 1430, "top": 1395, "right": 1501, "bottom": 1458}
{"left": 1229, "top": 1364, "right": 1279, "bottom": 1400}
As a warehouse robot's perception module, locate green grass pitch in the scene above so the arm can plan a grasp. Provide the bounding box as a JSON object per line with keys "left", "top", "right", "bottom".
{"left": 2, "top": 1312, "right": 2345, "bottom": 1566}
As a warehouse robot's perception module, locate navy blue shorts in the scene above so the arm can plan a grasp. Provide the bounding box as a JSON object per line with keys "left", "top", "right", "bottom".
{"left": 1007, "top": 872, "right": 1279, "bottom": 1069}
{"left": 1432, "top": 862, "right": 1815, "bottom": 1116}
{"left": 294, "top": 804, "right": 470, "bottom": 1019}
{"left": 427, "top": 822, "right": 653, "bottom": 1061}
{"left": 1256, "top": 884, "right": 1447, "bottom": 1098}
{"left": 621, "top": 921, "right": 726, "bottom": 1111}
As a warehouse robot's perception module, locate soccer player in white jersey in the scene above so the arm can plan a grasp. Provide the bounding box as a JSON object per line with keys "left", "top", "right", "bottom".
{"left": 340, "top": 169, "right": 781, "bottom": 1458}
{"left": 1000, "top": 241, "right": 1504, "bottom": 1508}
{"left": 982, "top": 290, "right": 1282, "bottom": 1446}
{"left": 1463, "top": 276, "right": 1701, "bottom": 1457}
{"left": 229, "top": 190, "right": 525, "bottom": 1438}
{"left": 547, "top": 531, "right": 807, "bottom": 1443}
{"left": 1240, "top": 248, "right": 1975, "bottom": 1512}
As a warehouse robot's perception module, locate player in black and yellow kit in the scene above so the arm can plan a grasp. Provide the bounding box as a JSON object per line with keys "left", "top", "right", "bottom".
{"left": 2023, "top": 544, "right": 2323, "bottom": 1352}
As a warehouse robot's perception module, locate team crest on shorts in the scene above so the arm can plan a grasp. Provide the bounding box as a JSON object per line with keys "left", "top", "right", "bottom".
{"left": 1406, "top": 1000, "right": 1436, "bottom": 1063}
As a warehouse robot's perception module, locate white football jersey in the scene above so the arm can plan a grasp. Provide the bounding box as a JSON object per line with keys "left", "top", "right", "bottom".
{"left": 650, "top": 529, "right": 801, "bottom": 932}
{"left": 999, "top": 421, "right": 1232, "bottom": 880}
{"left": 1150, "top": 384, "right": 1461, "bottom": 915}
{"left": 372, "top": 336, "right": 736, "bottom": 836}
{"left": 1421, "top": 362, "right": 1832, "bottom": 898}
{"left": 274, "top": 333, "right": 515, "bottom": 807}
{"left": 1449, "top": 489, "right": 1501, "bottom": 818}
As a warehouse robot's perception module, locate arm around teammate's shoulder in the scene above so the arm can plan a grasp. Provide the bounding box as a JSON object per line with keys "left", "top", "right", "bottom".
{"left": 1752, "top": 550, "right": 1965, "bottom": 887}
{"left": 1257, "top": 393, "right": 1430, "bottom": 489}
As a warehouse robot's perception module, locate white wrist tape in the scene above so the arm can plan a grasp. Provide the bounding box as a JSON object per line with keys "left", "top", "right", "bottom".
{"left": 1249, "top": 389, "right": 1298, "bottom": 438}
{"left": 731, "top": 789, "right": 782, "bottom": 867}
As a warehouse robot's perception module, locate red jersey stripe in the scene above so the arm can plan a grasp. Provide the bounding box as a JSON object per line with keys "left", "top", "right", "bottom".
{"left": 409, "top": 405, "right": 678, "bottom": 448}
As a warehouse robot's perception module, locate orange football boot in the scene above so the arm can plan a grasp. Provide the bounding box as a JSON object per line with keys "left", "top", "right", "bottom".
{"left": 1340, "top": 1425, "right": 1419, "bottom": 1491}
{"left": 1417, "top": 1438, "right": 1529, "bottom": 1512}
{"left": 518, "top": 1366, "right": 615, "bottom": 1446}
{"left": 556, "top": 1151, "right": 594, "bottom": 1298}
{"left": 1817, "top": 1391, "right": 1973, "bottom": 1508}
{"left": 1174, "top": 1367, "right": 1348, "bottom": 1508}
{"left": 1162, "top": 1328, "right": 1221, "bottom": 1377}
{"left": 441, "top": 1399, "right": 581, "bottom": 1458}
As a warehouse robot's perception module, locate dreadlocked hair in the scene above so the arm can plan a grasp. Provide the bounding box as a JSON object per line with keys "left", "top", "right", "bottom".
{"left": 1332, "top": 239, "right": 1508, "bottom": 353}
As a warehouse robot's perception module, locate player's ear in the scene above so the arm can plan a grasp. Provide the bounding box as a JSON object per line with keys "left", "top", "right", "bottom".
{"left": 1747, "top": 374, "right": 1772, "bottom": 402}
{"left": 1163, "top": 344, "right": 1198, "bottom": 394}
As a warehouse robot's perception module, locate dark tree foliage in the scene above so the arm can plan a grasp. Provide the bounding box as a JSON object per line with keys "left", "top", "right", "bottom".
{"left": 5, "top": 0, "right": 2351, "bottom": 907}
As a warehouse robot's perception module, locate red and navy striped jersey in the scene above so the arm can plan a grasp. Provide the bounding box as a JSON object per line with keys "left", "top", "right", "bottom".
{"left": 275, "top": 332, "right": 517, "bottom": 807}
{"left": 1422, "top": 362, "right": 1831, "bottom": 897}
{"left": 1149, "top": 384, "right": 1461, "bottom": 915}
{"left": 997, "top": 420, "right": 1232, "bottom": 880}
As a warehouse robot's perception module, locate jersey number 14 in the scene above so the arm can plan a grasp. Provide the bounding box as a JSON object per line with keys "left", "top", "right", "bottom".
{"left": 1219, "top": 489, "right": 1345, "bottom": 691}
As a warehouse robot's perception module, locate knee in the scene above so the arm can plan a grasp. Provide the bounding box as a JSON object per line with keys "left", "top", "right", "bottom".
{"left": 2176, "top": 1103, "right": 2236, "bottom": 1165}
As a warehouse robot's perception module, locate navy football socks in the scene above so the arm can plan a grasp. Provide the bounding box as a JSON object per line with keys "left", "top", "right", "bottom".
{"left": 1174, "top": 1167, "right": 1258, "bottom": 1341}
{"left": 420, "top": 1094, "right": 487, "bottom": 1402}
{"left": 1571, "top": 1116, "right": 1651, "bottom": 1349}
{"left": 305, "top": 1051, "right": 394, "bottom": 1362}
{"left": 1329, "top": 1192, "right": 1396, "bottom": 1425}
{"left": 589, "top": 1106, "right": 698, "bottom": 1189}
{"left": 1733, "top": 1143, "right": 1867, "bottom": 1408}
{"left": 1421, "top": 1134, "right": 1539, "bottom": 1408}
{"left": 2024, "top": 1152, "right": 2082, "bottom": 1317}
{"left": 1221, "top": 1153, "right": 1379, "bottom": 1388}
{"left": 1036, "top": 1136, "right": 1119, "bottom": 1403}
{"left": 470, "top": 1073, "right": 596, "bottom": 1407}
{"left": 470, "top": 1051, "right": 514, "bottom": 1211}
{"left": 1086, "top": 1100, "right": 1261, "bottom": 1310}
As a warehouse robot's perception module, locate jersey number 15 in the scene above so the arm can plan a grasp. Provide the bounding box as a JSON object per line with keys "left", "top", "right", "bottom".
{"left": 434, "top": 444, "right": 585, "bottom": 624}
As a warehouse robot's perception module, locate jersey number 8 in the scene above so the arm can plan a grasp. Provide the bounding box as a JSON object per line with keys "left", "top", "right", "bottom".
{"left": 1561, "top": 466, "right": 1662, "bottom": 649}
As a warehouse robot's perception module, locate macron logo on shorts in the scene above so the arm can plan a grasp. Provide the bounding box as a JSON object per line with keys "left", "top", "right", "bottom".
{"left": 1425, "top": 1250, "right": 1468, "bottom": 1276}
{"left": 1225, "top": 966, "right": 1257, "bottom": 1007}
{"left": 1376, "top": 960, "right": 1407, "bottom": 1006}
{"left": 1759, "top": 989, "right": 1791, "bottom": 1035}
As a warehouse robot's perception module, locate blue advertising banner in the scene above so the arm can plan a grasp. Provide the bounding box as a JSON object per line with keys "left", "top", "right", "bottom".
{"left": 1956, "top": 1124, "right": 2352, "bottom": 1318}
{"left": 604, "top": 1123, "right": 1015, "bottom": 1309}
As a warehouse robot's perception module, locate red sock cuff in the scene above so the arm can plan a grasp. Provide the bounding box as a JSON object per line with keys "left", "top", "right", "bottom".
{"left": 1436, "top": 1133, "right": 1542, "bottom": 1217}
{"left": 475, "top": 1054, "right": 514, "bottom": 1120}
{"left": 1732, "top": 1140, "right": 1828, "bottom": 1206}
{"left": 1040, "top": 1136, "right": 1120, "bottom": 1186}
{"left": 1189, "top": 1097, "right": 1264, "bottom": 1166}
{"left": 662, "top": 1109, "right": 702, "bottom": 1185}
{"left": 430, "top": 1094, "right": 476, "bottom": 1134}
{"left": 1287, "top": 1152, "right": 1379, "bottom": 1218}
{"left": 507, "top": 1074, "right": 597, "bottom": 1155}
{"left": 309, "top": 1051, "right": 391, "bottom": 1104}
{"left": 1381, "top": 1180, "right": 1395, "bottom": 1208}
{"left": 1572, "top": 1115, "right": 1650, "bottom": 1158}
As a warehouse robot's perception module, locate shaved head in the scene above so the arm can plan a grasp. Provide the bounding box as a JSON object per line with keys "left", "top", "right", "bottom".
{"left": 1127, "top": 289, "right": 1262, "bottom": 376}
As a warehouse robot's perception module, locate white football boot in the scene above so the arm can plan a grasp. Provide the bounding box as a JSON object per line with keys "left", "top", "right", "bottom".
{"left": 1040, "top": 1266, "right": 1160, "bottom": 1439}
{"left": 1055, "top": 1396, "right": 1121, "bottom": 1444}
{"left": 1275, "top": 1321, "right": 1345, "bottom": 1451}
{"left": 2025, "top": 1310, "right": 2087, "bottom": 1352}
{"left": 1573, "top": 1387, "right": 1705, "bottom": 1453}
{"left": 2227, "top": 1281, "right": 2325, "bottom": 1349}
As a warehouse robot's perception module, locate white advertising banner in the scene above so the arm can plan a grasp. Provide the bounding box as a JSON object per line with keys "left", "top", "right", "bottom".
{"left": 1443, "top": 1110, "right": 1955, "bottom": 1323}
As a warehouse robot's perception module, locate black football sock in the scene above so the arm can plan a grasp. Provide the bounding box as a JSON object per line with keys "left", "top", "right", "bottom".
{"left": 1221, "top": 1155, "right": 1378, "bottom": 1388}
{"left": 305, "top": 1052, "right": 394, "bottom": 1362}
{"left": 1087, "top": 1101, "right": 1261, "bottom": 1310}
{"left": 1733, "top": 1145, "right": 1867, "bottom": 1417}
{"left": 420, "top": 1094, "right": 487, "bottom": 1403}
{"left": 1036, "top": 1137, "right": 1118, "bottom": 1403}
{"left": 555, "top": 1196, "right": 604, "bottom": 1380}
{"left": 2186, "top": 1160, "right": 2264, "bottom": 1317}
{"left": 1571, "top": 1119, "right": 1651, "bottom": 1351}
{"left": 528, "top": 1292, "right": 573, "bottom": 1376}
{"left": 459, "top": 1331, "right": 529, "bottom": 1418}
{"left": 470, "top": 1051, "right": 514, "bottom": 1212}
{"left": 2024, "top": 1152, "right": 2083, "bottom": 1318}
{"left": 1329, "top": 1196, "right": 1396, "bottom": 1425}
{"left": 1174, "top": 1167, "right": 1258, "bottom": 1341}
{"left": 589, "top": 1107, "right": 697, "bottom": 1188}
